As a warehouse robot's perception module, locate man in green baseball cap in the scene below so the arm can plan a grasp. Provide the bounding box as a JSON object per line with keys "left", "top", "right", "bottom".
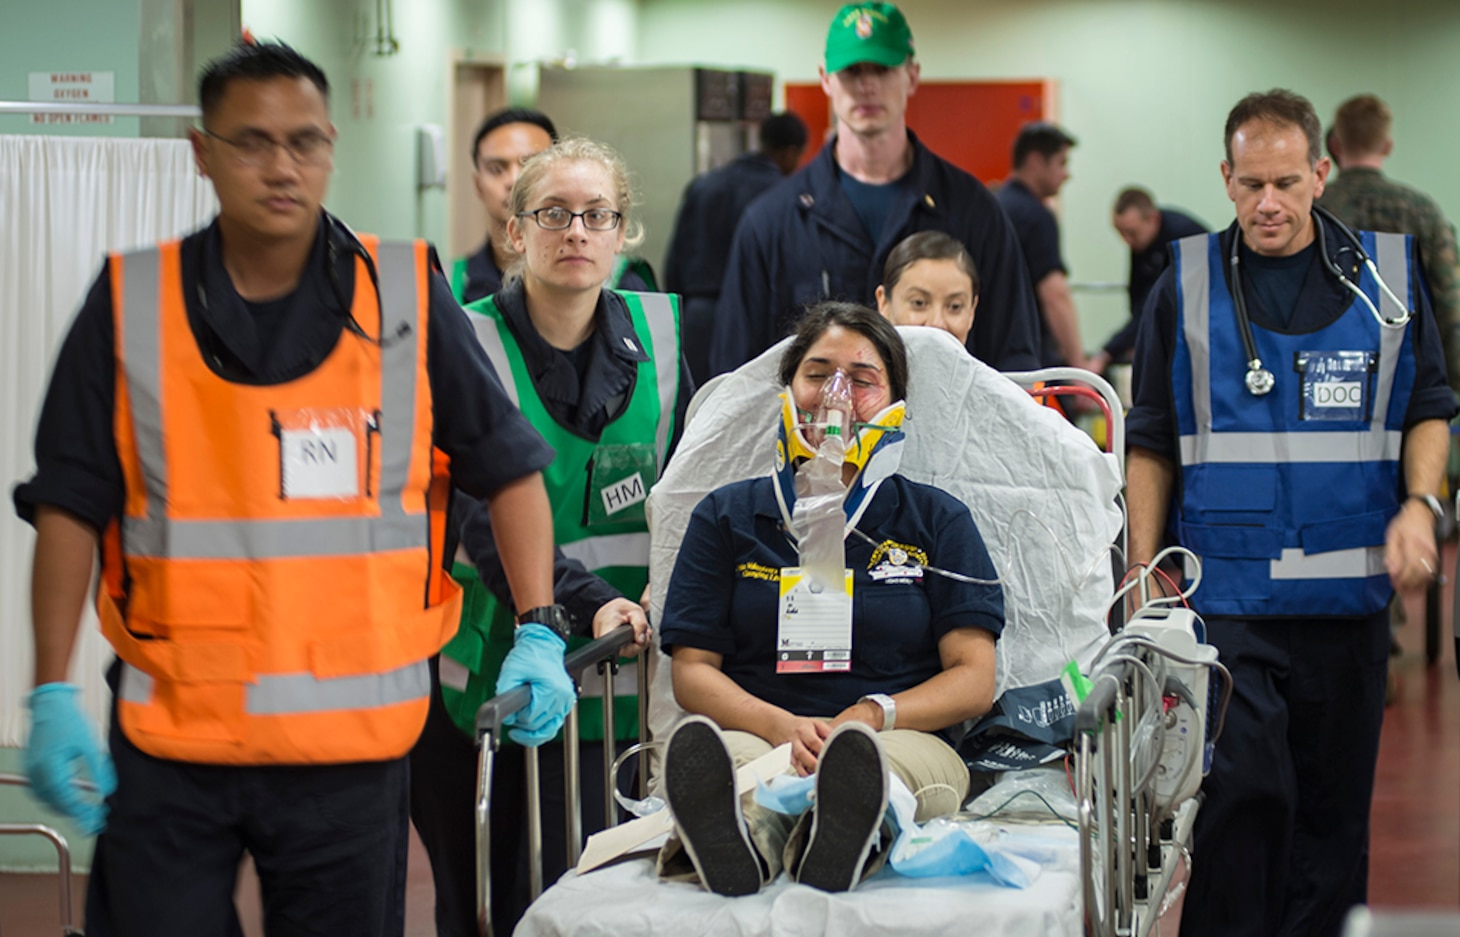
{"left": 824, "top": 1, "right": 915, "bottom": 73}
{"left": 710, "top": 2, "right": 1040, "bottom": 378}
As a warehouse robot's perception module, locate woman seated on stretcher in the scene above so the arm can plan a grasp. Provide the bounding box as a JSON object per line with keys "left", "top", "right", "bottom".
{"left": 655, "top": 303, "right": 1004, "bottom": 895}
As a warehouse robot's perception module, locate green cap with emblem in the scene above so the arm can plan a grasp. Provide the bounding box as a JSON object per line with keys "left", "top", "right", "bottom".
{"left": 824, "top": 2, "right": 915, "bottom": 74}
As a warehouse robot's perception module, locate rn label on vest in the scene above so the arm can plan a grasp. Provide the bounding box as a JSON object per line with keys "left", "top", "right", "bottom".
{"left": 282, "top": 427, "right": 359, "bottom": 499}
{"left": 600, "top": 472, "right": 647, "bottom": 516}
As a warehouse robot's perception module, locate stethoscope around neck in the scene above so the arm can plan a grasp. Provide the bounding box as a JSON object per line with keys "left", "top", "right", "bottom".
{"left": 194, "top": 210, "right": 404, "bottom": 353}
{"left": 1230, "top": 205, "right": 1413, "bottom": 396}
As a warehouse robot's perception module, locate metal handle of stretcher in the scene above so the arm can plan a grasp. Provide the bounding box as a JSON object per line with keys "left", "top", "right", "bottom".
{"left": 473, "top": 624, "right": 648, "bottom": 937}
{"left": 1004, "top": 367, "right": 1126, "bottom": 471}
{"left": 1075, "top": 659, "right": 1198, "bottom": 937}
{"left": 0, "top": 772, "right": 88, "bottom": 936}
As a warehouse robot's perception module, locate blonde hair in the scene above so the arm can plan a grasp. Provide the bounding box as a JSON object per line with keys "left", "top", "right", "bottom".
{"left": 504, "top": 137, "right": 643, "bottom": 283}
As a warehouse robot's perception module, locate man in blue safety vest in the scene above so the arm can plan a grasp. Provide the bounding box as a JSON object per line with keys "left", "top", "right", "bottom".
{"left": 1126, "top": 89, "right": 1454, "bottom": 937}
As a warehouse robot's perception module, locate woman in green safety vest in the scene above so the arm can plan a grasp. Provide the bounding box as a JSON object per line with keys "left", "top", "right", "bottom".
{"left": 416, "top": 136, "right": 693, "bottom": 937}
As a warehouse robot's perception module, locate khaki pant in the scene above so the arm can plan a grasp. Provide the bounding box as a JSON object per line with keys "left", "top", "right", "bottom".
{"left": 658, "top": 727, "right": 969, "bottom": 884}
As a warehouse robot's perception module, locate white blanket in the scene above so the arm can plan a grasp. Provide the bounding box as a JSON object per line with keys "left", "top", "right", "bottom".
{"left": 518, "top": 827, "right": 1083, "bottom": 937}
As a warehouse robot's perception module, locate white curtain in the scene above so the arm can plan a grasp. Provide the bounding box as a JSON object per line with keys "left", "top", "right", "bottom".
{"left": 0, "top": 135, "right": 217, "bottom": 745}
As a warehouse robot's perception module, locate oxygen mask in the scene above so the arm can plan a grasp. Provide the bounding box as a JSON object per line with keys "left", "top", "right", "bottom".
{"left": 799, "top": 369, "right": 856, "bottom": 455}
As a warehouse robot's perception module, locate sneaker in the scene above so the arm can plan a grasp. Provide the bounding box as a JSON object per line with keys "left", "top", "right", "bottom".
{"left": 663, "top": 715, "right": 764, "bottom": 896}
{"left": 796, "top": 721, "right": 889, "bottom": 892}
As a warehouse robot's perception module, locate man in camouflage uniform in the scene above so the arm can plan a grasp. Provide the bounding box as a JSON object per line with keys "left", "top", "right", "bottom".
{"left": 1322, "top": 94, "right": 1460, "bottom": 386}
{"left": 1322, "top": 93, "right": 1459, "bottom": 701}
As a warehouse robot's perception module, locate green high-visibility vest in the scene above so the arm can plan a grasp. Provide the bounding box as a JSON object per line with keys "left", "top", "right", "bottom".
{"left": 439, "top": 290, "right": 680, "bottom": 742}
{"left": 449, "top": 256, "right": 470, "bottom": 303}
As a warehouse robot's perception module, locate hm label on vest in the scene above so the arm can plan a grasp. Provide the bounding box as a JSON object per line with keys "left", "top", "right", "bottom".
{"left": 282, "top": 427, "right": 359, "bottom": 499}
{"left": 600, "top": 472, "right": 647, "bottom": 516}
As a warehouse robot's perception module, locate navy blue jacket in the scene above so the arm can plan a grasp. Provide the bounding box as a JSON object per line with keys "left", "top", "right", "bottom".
{"left": 664, "top": 152, "right": 785, "bottom": 299}
{"left": 1102, "top": 208, "right": 1210, "bottom": 360}
{"left": 710, "top": 132, "right": 1041, "bottom": 374}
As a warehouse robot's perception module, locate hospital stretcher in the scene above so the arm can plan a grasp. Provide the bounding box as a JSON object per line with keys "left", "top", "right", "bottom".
{"left": 0, "top": 773, "right": 85, "bottom": 936}
{"left": 473, "top": 336, "right": 1222, "bottom": 936}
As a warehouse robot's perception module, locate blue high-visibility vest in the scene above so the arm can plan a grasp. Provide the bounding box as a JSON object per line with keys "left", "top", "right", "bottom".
{"left": 1170, "top": 229, "right": 1416, "bottom": 617}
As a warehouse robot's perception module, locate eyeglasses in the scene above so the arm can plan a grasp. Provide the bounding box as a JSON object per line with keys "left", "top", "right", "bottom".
{"left": 201, "top": 128, "right": 335, "bottom": 168}
{"left": 516, "top": 207, "right": 623, "bottom": 232}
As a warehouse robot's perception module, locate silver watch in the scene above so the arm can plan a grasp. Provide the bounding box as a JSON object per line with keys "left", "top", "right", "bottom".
{"left": 859, "top": 693, "right": 896, "bottom": 731}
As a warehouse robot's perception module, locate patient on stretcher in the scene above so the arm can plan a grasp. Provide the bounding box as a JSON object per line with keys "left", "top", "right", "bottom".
{"left": 655, "top": 304, "right": 1004, "bottom": 895}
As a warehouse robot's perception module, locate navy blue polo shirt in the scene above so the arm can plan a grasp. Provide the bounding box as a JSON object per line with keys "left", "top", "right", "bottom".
{"left": 659, "top": 474, "right": 1003, "bottom": 740}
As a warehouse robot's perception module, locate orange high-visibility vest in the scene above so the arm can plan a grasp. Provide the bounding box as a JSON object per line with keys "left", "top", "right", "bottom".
{"left": 97, "top": 234, "right": 462, "bottom": 765}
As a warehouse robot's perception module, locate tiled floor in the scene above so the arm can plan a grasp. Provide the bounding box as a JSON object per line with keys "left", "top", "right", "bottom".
{"left": 4, "top": 591, "right": 1457, "bottom": 935}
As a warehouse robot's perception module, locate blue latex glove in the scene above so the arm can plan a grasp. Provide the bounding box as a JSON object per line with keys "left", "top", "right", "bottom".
{"left": 494, "top": 623, "right": 575, "bottom": 747}
{"left": 24, "top": 683, "right": 117, "bottom": 836}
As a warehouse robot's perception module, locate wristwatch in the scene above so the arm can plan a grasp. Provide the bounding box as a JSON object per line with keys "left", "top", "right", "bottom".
{"left": 517, "top": 604, "right": 574, "bottom": 643}
{"left": 859, "top": 693, "right": 896, "bottom": 732}
{"left": 1408, "top": 493, "right": 1444, "bottom": 522}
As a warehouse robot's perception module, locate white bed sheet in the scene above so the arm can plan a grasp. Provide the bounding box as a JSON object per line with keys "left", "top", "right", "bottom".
{"left": 517, "top": 825, "right": 1083, "bottom": 937}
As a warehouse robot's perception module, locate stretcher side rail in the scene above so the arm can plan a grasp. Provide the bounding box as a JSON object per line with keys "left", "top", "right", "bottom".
{"left": 1075, "top": 655, "right": 1196, "bottom": 937}
{"left": 472, "top": 624, "right": 648, "bottom": 937}
{"left": 0, "top": 772, "right": 86, "bottom": 936}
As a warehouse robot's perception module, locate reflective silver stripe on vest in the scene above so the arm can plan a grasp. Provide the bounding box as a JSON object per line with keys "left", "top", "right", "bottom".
{"left": 118, "top": 663, "right": 154, "bottom": 704}
{"left": 634, "top": 292, "right": 681, "bottom": 470}
{"left": 375, "top": 241, "right": 424, "bottom": 523}
{"left": 1178, "top": 236, "right": 1214, "bottom": 437}
{"left": 1178, "top": 429, "right": 1402, "bottom": 465}
{"left": 468, "top": 311, "right": 519, "bottom": 408}
{"left": 1369, "top": 232, "right": 1410, "bottom": 427}
{"left": 115, "top": 240, "right": 428, "bottom": 561}
{"left": 120, "top": 249, "right": 169, "bottom": 514}
{"left": 560, "top": 532, "right": 650, "bottom": 570}
{"left": 438, "top": 653, "right": 471, "bottom": 692}
{"left": 245, "top": 660, "right": 430, "bottom": 714}
{"left": 1269, "top": 546, "right": 1386, "bottom": 580}
{"left": 1177, "top": 231, "right": 1405, "bottom": 467}
{"left": 123, "top": 512, "right": 426, "bottom": 559}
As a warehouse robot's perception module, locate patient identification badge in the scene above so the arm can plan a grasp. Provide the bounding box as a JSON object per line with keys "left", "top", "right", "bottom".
{"left": 273, "top": 408, "right": 370, "bottom": 500}
{"left": 1295, "top": 350, "right": 1376, "bottom": 422}
{"left": 776, "top": 567, "right": 853, "bottom": 673}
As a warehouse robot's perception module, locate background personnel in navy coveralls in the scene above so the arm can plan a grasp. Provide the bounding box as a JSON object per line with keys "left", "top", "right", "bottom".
{"left": 1126, "top": 89, "right": 1455, "bottom": 937}
{"left": 663, "top": 111, "right": 807, "bottom": 385}
{"left": 14, "top": 41, "right": 570, "bottom": 937}
{"left": 1090, "top": 187, "right": 1209, "bottom": 373}
{"left": 996, "top": 121, "right": 1088, "bottom": 370}
{"left": 708, "top": 1, "right": 1040, "bottom": 376}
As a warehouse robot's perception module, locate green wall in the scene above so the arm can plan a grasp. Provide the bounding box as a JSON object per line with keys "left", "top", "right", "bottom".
{"left": 636, "top": 0, "right": 1460, "bottom": 351}
{"left": 0, "top": 0, "right": 142, "bottom": 137}
{"left": 240, "top": 0, "right": 509, "bottom": 247}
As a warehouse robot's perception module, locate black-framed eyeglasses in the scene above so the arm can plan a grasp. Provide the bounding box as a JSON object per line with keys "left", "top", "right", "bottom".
{"left": 516, "top": 207, "right": 623, "bottom": 232}
{"left": 201, "top": 128, "right": 335, "bottom": 168}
